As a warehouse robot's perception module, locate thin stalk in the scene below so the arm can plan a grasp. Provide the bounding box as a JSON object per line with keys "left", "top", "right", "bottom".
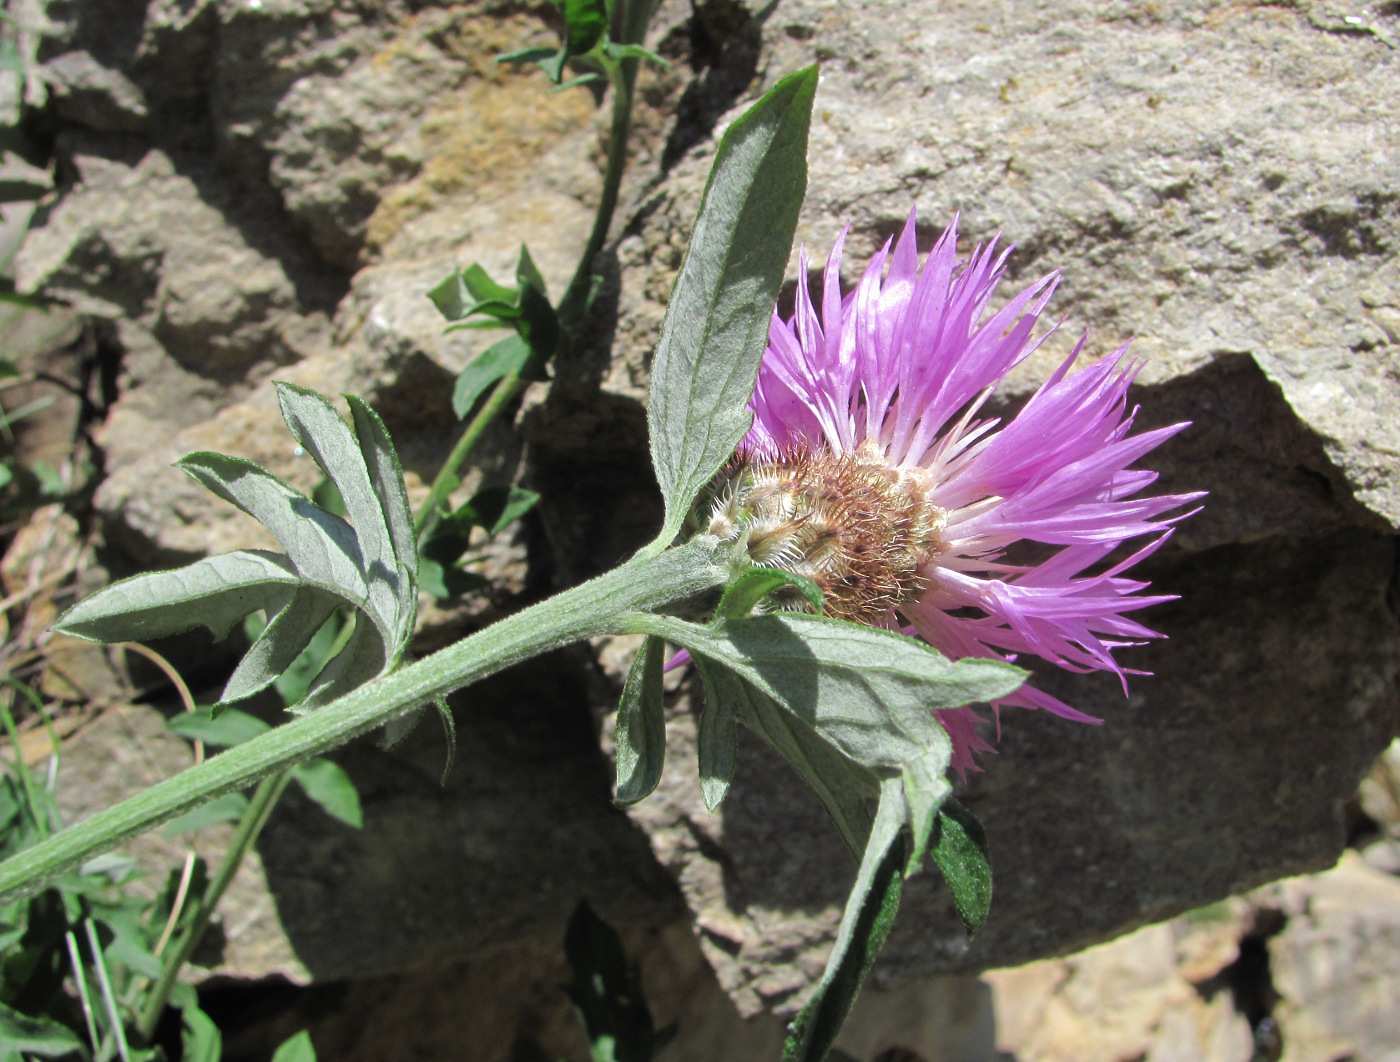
{"left": 83, "top": 919, "right": 133, "bottom": 1062}
{"left": 0, "top": 539, "right": 729, "bottom": 902}
{"left": 64, "top": 929, "right": 100, "bottom": 1049}
{"left": 136, "top": 767, "right": 293, "bottom": 1041}
{"left": 557, "top": 60, "right": 635, "bottom": 328}
{"left": 414, "top": 368, "right": 523, "bottom": 532}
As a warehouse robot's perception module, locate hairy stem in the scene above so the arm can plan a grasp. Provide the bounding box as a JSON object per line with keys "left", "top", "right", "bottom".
{"left": 0, "top": 540, "right": 729, "bottom": 902}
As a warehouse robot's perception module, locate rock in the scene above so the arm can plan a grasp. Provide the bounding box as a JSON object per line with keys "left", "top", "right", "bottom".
{"left": 14, "top": 0, "right": 1400, "bottom": 1041}
{"left": 1268, "top": 853, "right": 1400, "bottom": 1062}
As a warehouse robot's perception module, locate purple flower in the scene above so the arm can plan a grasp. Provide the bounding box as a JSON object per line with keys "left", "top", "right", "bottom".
{"left": 707, "top": 209, "right": 1202, "bottom": 773}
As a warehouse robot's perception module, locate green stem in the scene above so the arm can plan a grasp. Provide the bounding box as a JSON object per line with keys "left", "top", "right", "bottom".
{"left": 414, "top": 369, "right": 523, "bottom": 533}
{"left": 0, "top": 539, "right": 730, "bottom": 903}
{"left": 136, "top": 768, "right": 293, "bottom": 1041}
{"left": 558, "top": 57, "right": 636, "bottom": 328}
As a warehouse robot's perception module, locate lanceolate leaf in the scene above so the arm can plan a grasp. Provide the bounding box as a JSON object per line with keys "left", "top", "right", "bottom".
{"left": 168, "top": 708, "right": 271, "bottom": 747}
{"left": 54, "top": 551, "right": 298, "bottom": 643}
{"left": 614, "top": 635, "right": 666, "bottom": 806}
{"left": 453, "top": 335, "right": 532, "bottom": 419}
{"left": 297, "top": 617, "right": 387, "bottom": 713}
{"left": 716, "top": 566, "right": 824, "bottom": 619}
{"left": 902, "top": 740, "right": 953, "bottom": 873}
{"left": 292, "top": 758, "right": 363, "bottom": 829}
{"left": 647, "top": 67, "right": 817, "bottom": 543}
{"left": 783, "top": 778, "right": 907, "bottom": 1062}
{"left": 930, "top": 799, "right": 993, "bottom": 937}
{"left": 692, "top": 656, "right": 738, "bottom": 811}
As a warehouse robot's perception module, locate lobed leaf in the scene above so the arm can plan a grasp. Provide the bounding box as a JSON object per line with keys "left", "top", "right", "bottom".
{"left": 221, "top": 588, "right": 342, "bottom": 705}
{"left": 647, "top": 67, "right": 817, "bottom": 542}
{"left": 177, "top": 452, "right": 368, "bottom": 608}
{"left": 901, "top": 740, "right": 953, "bottom": 873}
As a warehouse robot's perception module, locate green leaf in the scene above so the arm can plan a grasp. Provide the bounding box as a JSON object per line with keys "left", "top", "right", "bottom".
{"left": 515, "top": 244, "right": 549, "bottom": 296}
{"left": 901, "top": 738, "right": 953, "bottom": 874}
{"left": 561, "top": 0, "right": 608, "bottom": 55}
{"left": 716, "top": 567, "right": 823, "bottom": 619}
{"left": 427, "top": 265, "right": 516, "bottom": 321}
{"left": 96, "top": 909, "right": 162, "bottom": 979}
{"left": 459, "top": 484, "right": 540, "bottom": 537}
{"left": 647, "top": 66, "right": 817, "bottom": 543}
{"left": 180, "top": 1003, "right": 222, "bottom": 1062}
{"left": 930, "top": 800, "right": 993, "bottom": 938}
{"left": 162, "top": 792, "right": 249, "bottom": 835}
{"left": 517, "top": 284, "right": 559, "bottom": 362}
{"left": 563, "top": 900, "right": 664, "bottom": 1062}
{"left": 452, "top": 335, "right": 532, "bottom": 419}
{"left": 292, "top": 758, "right": 363, "bottom": 829}
{"left": 177, "top": 453, "right": 369, "bottom": 608}
{"left": 691, "top": 656, "right": 738, "bottom": 811}
{"left": 635, "top": 613, "right": 1025, "bottom": 769}
{"left": 271, "top": 1030, "right": 318, "bottom": 1062}
{"left": 553, "top": 72, "right": 605, "bottom": 92}
{"left": 496, "top": 46, "right": 559, "bottom": 66}
{"left": 53, "top": 550, "right": 299, "bottom": 643}
{"left": 168, "top": 707, "right": 271, "bottom": 747}
{"left": 614, "top": 636, "right": 666, "bottom": 806}
{"left": 705, "top": 666, "right": 876, "bottom": 859}
{"left": 221, "top": 587, "right": 341, "bottom": 704}
{"left": 434, "top": 698, "right": 456, "bottom": 785}
{"left": 0, "top": 1000, "right": 86, "bottom": 1057}
{"left": 783, "top": 779, "right": 906, "bottom": 1062}
{"left": 603, "top": 43, "right": 671, "bottom": 67}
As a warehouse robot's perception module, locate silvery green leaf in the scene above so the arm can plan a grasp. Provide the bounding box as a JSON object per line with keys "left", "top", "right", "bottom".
{"left": 692, "top": 656, "right": 738, "bottom": 811}
{"left": 348, "top": 394, "right": 417, "bottom": 648}
{"left": 930, "top": 800, "right": 993, "bottom": 938}
{"left": 902, "top": 739, "right": 953, "bottom": 873}
{"left": 220, "top": 587, "right": 342, "bottom": 704}
{"left": 783, "top": 777, "right": 906, "bottom": 1062}
{"left": 274, "top": 384, "right": 399, "bottom": 640}
{"left": 0, "top": 1001, "right": 87, "bottom": 1057}
{"left": 647, "top": 66, "right": 817, "bottom": 542}
{"left": 292, "top": 758, "right": 363, "bottom": 829}
{"left": 53, "top": 550, "right": 298, "bottom": 643}
{"left": 638, "top": 613, "right": 1025, "bottom": 769}
{"left": 177, "top": 452, "right": 369, "bottom": 608}
{"left": 713, "top": 666, "right": 876, "bottom": 858}
{"left": 614, "top": 635, "right": 666, "bottom": 806}
{"left": 295, "top": 617, "right": 387, "bottom": 713}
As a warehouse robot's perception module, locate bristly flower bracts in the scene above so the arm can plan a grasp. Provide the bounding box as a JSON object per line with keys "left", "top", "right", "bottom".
{"left": 706, "top": 209, "right": 1204, "bottom": 773}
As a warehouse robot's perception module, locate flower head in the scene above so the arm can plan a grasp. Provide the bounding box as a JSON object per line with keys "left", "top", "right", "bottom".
{"left": 707, "top": 210, "right": 1202, "bottom": 773}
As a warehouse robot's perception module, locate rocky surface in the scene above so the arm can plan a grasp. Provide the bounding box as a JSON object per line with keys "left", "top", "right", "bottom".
{"left": 5, "top": 0, "right": 1399, "bottom": 1050}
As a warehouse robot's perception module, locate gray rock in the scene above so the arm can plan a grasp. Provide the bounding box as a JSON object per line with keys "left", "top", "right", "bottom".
{"left": 18, "top": 0, "right": 1400, "bottom": 1038}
